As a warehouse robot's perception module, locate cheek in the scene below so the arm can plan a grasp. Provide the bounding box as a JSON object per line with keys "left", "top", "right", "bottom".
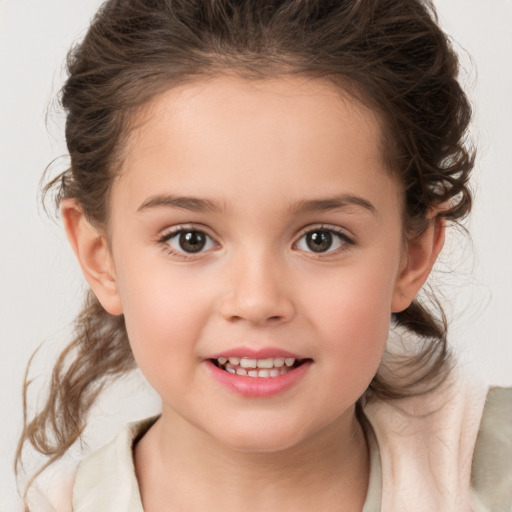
{"left": 113, "top": 259, "right": 212, "bottom": 379}
{"left": 303, "top": 264, "right": 396, "bottom": 385}
{"left": 116, "top": 248, "right": 207, "bottom": 326}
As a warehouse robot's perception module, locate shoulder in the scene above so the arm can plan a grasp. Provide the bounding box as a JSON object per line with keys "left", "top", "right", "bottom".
{"left": 25, "top": 416, "right": 157, "bottom": 512}
{"left": 471, "top": 387, "right": 512, "bottom": 511}
{"left": 363, "top": 372, "right": 495, "bottom": 511}
{"left": 71, "top": 416, "right": 157, "bottom": 512}
{"left": 25, "top": 459, "right": 78, "bottom": 512}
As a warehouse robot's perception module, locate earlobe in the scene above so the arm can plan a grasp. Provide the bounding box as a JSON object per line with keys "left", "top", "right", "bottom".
{"left": 391, "top": 217, "right": 445, "bottom": 313}
{"left": 61, "top": 199, "right": 123, "bottom": 316}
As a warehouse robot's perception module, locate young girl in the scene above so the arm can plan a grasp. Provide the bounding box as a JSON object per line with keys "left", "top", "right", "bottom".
{"left": 15, "top": 0, "right": 511, "bottom": 510}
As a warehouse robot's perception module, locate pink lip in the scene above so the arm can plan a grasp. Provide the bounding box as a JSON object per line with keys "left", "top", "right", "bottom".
{"left": 206, "top": 347, "right": 305, "bottom": 360}
{"left": 204, "top": 359, "right": 312, "bottom": 398}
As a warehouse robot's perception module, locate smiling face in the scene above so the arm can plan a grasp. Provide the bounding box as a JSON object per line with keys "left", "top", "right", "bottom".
{"left": 70, "top": 76, "right": 419, "bottom": 452}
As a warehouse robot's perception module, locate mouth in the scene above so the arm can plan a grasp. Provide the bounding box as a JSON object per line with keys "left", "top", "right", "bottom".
{"left": 210, "top": 356, "right": 310, "bottom": 378}
{"left": 205, "top": 350, "right": 312, "bottom": 397}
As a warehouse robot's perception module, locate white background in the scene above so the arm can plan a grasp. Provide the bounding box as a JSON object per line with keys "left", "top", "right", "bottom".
{"left": 1, "top": 1, "right": 511, "bottom": 509}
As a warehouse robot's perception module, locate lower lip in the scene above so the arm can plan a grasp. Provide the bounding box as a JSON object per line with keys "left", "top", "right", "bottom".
{"left": 205, "top": 360, "right": 312, "bottom": 398}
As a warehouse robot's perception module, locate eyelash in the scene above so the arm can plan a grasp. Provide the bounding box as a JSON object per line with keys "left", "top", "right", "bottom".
{"left": 156, "top": 224, "right": 355, "bottom": 260}
{"left": 157, "top": 225, "right": 217, "bottom": 260}
{"left": 294, "top": 225, "right": 355, "bottom": 257}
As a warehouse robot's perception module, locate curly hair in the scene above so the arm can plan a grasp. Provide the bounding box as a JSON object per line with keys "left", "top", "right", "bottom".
{"left": 16, "top": 0, "right": 474, "bottom": 503}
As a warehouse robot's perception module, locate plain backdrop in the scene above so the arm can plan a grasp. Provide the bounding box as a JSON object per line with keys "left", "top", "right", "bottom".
{"left": 1, "top": 1, "right": 511, "bottom": 509}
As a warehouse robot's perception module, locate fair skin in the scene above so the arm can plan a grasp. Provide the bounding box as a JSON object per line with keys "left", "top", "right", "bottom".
{"left": 62, "top": 76, "right": 444, "bottom": 511}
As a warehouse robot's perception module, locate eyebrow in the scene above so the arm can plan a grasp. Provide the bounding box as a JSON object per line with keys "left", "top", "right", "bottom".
{"left": 137, "top": 192, "right": 376, "bottom": 216}
{"left": 289, "top": 194, "right": 377, "bottom": 216}
{"left": 137, "top": 194, "right": 223, "bottom": 213}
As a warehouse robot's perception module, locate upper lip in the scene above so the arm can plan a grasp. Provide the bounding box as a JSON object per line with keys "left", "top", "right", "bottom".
{"left": 206, "top": 347, "right": 307, "bottom": 360}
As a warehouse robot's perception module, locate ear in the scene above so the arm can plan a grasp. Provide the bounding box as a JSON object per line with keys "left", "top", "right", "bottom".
{"left": 391, "top": 216, "right": 445, "bottom": 313}
{"left": 61, "top": 198, "right": 123, "bottom": 315}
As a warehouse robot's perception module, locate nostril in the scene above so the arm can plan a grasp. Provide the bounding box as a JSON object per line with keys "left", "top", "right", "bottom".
{"left": 227, "top": 315, "right": 243, "bottom": 323}
{"left": 219, "top": 292, "right": 295, "bottom": 325}
{"left": 225, "top": 314, "right": 284, "bottom": 324}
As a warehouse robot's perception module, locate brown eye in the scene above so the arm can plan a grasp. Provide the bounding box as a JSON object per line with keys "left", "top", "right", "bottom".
{"left": 305, "top": 230, "right": 333, "bottom": 253}
{"left": 295, "top": 228, "right": 352, "bottom": 254}
{"left": 178, "top": 231, "right": 207, "bottom": 253}
{"left": 164, "top": 229, "right": 215, "bottom": 254}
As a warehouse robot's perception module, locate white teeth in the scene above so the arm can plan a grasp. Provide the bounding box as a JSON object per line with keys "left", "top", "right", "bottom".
{"left": 221, "top": 356, "right": 295, "bottom": 368}
{"left": 240, "top": 358, "right": 257, "bottom": 368}
{"left": 217, "top": 355, "right": 302, "bottom": 376}
{"left": 256, "top": 358, "right": 274, "bottom": 369}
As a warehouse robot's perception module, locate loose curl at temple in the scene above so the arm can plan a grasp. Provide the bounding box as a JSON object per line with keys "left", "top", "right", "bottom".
{"left": 16, "top": 0, "right": 475, "bottom": 502}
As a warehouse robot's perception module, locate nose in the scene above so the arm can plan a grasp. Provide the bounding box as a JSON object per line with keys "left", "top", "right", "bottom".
{"left": 219, "top": 251, "right": 296, "bottom": 326}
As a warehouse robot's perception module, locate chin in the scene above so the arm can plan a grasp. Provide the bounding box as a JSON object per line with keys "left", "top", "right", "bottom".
{"left": 209, "top": 420, "right": 313, "bottom": 454}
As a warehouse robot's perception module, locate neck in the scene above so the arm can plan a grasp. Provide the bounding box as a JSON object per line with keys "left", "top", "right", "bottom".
{"left": 135, "top": 406, "right": 370, "bottom": 512}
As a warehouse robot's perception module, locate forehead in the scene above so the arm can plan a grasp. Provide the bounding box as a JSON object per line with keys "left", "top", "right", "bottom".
{"left": 113, "top": 76, "right": 400, "bottom": 217}
{"left": 124, "top": 75, "right": 386, "bottom": 163}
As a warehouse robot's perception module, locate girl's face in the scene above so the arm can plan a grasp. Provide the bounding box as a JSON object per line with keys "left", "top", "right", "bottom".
{"left": 103, "top": 77, "right": 409, "bottom": 451}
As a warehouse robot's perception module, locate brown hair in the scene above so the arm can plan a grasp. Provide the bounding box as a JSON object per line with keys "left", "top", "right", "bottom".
{"left": 17, "top": 0, "right": 474, "bottom": 501}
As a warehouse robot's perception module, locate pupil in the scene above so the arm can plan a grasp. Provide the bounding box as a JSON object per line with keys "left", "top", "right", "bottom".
{"left": 179, "top": 231, "right": 206, "bottom": 253}
{"left": 306, "top": 231, "right": 332, "bottom": 253}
